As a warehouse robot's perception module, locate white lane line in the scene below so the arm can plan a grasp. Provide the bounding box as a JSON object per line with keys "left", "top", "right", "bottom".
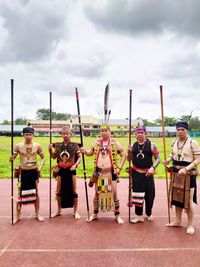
{"left": 1, "top": 247, "right": 200, "bottom": 253}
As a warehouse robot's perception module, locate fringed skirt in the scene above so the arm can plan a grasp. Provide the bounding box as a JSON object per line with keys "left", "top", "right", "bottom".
{"left": 19, "top": 169, "right": 38, "bottom": 205}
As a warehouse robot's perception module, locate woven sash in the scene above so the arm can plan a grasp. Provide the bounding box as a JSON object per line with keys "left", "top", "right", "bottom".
{"left": 171, "top": 172, "right": 190, "bottom": 209}
{"left": 97, "top": 170, "right": 113, "bottom": 211}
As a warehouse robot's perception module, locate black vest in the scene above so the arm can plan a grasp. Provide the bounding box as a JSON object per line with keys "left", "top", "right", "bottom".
{"left": 132, "top": 139, "right": 153, "bottom": 168}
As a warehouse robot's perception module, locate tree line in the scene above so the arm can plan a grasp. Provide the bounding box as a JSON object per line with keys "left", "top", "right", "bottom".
{"left": 1, "top": 109, "right": 200, "bottom": 130}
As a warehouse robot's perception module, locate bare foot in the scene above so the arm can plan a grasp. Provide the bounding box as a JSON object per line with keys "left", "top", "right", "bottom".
{"left": 52, "top": 211, "right": 62, "bottom": 218}
{"left": 186, "top": 226, "right": 195, "bottom": 235}
{"left": 115, "top": 215, "right": 124, "bottom": 225}
{"left": 73, "top": 212, "right": 81, "bottom": 220}
{"left": 36, "top": 214, "right": 44, "bottom": 222}
{"left": 86, "top": 214, "right": 97, "bottom": 222}
{"left": 130, "top": 215, "right": 144, "bottom": 224}
{"left": 12, "top": 216, "right": 20, "bottom": 225}
{"left": 166, "top": 221, "right": 181, "bottom": 227}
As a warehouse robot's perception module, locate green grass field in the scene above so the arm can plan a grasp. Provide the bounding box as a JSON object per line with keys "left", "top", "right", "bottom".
{"left": 1, "top": 136, "right": 200, "bottom": 179}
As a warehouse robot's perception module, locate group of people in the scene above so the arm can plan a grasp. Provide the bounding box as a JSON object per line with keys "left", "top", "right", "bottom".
{"left": 9, "top": 121, "right": 200, "bottom": 235}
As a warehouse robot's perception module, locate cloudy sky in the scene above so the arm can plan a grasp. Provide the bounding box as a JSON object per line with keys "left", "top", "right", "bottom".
{"left": 0, "top": 0, "right": 200, "bottom": 123}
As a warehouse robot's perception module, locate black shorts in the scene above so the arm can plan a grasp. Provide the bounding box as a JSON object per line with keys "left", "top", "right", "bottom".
{"left": 190, "top": 175, "right": 196, "bottom": 188}
{"left": 111, "top": 172, "right": 117, "bottom": 181}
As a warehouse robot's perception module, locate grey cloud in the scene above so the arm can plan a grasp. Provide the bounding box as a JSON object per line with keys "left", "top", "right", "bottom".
{"left": 0, "top": 1, "right": 68, "bottom": 63}
{"left": 84, "top": 0, "right": 200, "bottom": 38}
{"left": 58, "top": 46, "right": 110, "bottom": 78}
{"left": 64, "top": 60, "right": 105, "bottom": 78}
{"left": 163, "top": 50, "right": 200, "bottom": 86}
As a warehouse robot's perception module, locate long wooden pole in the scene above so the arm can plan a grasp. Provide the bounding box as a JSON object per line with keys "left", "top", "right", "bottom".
{"left": 49, "top": 92, "right": 52, "bottom": 218}
{"left": 75, "top": 88, "right": 90, "bottom": 221}
{"left": 160, "top": 85, "right": 171, "bottom": 223}
{"left": 128, "top": 89, "right": 132, "bottom": 222}
{"left": 11, "top": 79, "right": 14, "bottom": 224}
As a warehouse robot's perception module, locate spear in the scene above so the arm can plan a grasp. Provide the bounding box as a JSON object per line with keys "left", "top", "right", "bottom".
{"left": 128, "top": 89, "right": 132, "bottom": 222}
{"left": 49, "top": 92, "right": 52, "bottom": 218}
{"left": 75, "top": 87, "right": 90, "bottom": 220}
{"left": 11, "top": 79, "right": 14, "bottom": 224}
{"left": 160, "top": 85, "right": 171, "bottom": 223}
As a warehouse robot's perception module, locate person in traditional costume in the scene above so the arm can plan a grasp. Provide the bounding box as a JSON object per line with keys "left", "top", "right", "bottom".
{"left": 9, "top": 127, "right": 45, "bottom": 224}
{"left": 80, "top": 124, "right": 126, "bottom": 224}
{"left": 127, "top": 125, "right": 160, "bottom": 223}
{"left": 48, "top": 126, "right": 81, "bottom": 219}
{"left": 165, "top": 121, "right": 200, "bottom": 234}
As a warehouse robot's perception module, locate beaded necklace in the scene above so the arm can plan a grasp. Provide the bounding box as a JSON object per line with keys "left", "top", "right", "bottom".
{"left": 177, "top": 137, "right": 188, "bottom": 160}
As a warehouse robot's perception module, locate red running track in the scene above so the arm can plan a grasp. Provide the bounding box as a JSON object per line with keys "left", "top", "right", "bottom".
{"left": 0, "top": 178, "right": 200, "bottom": 267}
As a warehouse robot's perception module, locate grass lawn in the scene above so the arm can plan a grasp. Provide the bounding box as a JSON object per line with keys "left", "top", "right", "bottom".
{"left": 0, "top": 136, "right": 199, "bottom": 179}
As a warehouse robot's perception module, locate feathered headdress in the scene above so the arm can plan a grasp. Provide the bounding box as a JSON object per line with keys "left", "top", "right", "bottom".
{"left": 100, "top": 83, "right": 111, "bottom": 130}
{"left": 104, "top": 83, "right": 111, "bottom": 124}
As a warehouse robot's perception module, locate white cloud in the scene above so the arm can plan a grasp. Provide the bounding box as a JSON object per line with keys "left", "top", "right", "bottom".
{"left": 0, "top": 0, "right": 199, "bottom": 124}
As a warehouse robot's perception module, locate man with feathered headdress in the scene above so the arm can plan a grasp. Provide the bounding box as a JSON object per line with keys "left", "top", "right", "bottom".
{"left": 80, "top": 124, "right": 126, "bottom": 224}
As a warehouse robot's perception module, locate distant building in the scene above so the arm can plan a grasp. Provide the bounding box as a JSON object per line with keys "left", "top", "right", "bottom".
{"left": 0, "top": 117, "right": 177, "bottom": 137}
{"left": 0, "top": 125, "right": 26, "bottom": 136}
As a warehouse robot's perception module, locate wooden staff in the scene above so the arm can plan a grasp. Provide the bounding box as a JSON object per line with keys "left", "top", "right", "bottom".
{"left": 75, "top": 87, "right": 90, "bottom": 220}
{"left": 128, "top": 89, "right": 132, "bottom": 222}
{"left": 49, "top": 92, "right": 52, "bottom": 218}
{"left": 160, "top": 85, "right": 171, "bottom": 223}
{"left": 11, "top": 79, "right": 14, "bottom": 224}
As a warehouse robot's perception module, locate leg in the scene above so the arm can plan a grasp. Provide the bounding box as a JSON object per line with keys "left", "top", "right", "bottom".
{"left": 130, "top": 201, "right": 144, "bottom": 224}
{"left": 145, "top": 176, "right": 155, "bottom": 221}
{"left": 34, "top": 181, "right": 44, "bottom": 222}
{"left": 186, "top": 188, "right": 195, "bottom": 234}
{"left": 52, "top": 176, "right": 62, "bottom": 217}
{"left": 131, "top": 171, "right": 144, "bottom": 223}
{"left": 72, "top": 175, "right": 80, "bottom": 219}
{"left": 166, "top": 206, "right": 182, "bottom": 227}
{"left": 87, "top": 184, "right": 98, "bottom": 222}
{"left": 112, "top": 181, "right": 124, "bottom": 225}
{"left": 13, "top": 201, "right": 21, "bottom": 224}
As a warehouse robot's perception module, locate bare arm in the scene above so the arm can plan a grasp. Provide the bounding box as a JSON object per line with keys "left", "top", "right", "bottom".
{"left": 48, "top": 144, "right": 57, "bottom": 159}
{"left": 80, "top": 147, "right": 94, "bottom": 157}
{"left": 38, "top": 145, "right": 45, "bottom": 173}
{"left": 127, "top": 144, "right": 132, "bottom": 162}
{"left": 9, "top": 144, "right": 19, "bottom": 162}
{"left": 152, "top": 143, "right": 160, "bottom": 169}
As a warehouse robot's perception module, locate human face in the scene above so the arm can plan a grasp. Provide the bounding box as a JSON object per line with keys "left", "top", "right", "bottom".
{"left": 176, "top": 127, "right": 188, "bottom": 141}
{"left": 23, "top": 133, "right": 33, "bottom": 143}
{"left": 100, "top": 129, "right": 111, "bottom": 140}
{"left": 135, "top": 131, "right": 146, "bottom": 143}
{"left": 61, "top": 131, "right": 71, "bottom": 142}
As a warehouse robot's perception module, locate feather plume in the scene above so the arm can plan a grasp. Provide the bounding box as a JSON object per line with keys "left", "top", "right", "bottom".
{"left": 104, "top": 83, "right": 109, "bottom": 123}
{"left": 188, "top": 110, "right": 193, "bottom": 125}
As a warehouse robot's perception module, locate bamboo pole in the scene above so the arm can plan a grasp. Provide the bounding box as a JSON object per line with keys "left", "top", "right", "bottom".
{"left": 49, "top": 92, "right": 52, "bottom": 218}
{"left": 128, "top": 89, "right": 132, "bottom": 222}
{"left": 160, "top": 85, "right": 171, "bottom": 223}
{"left": 11, "top": 79, "right": 14, "bottom": 224}
{"left": 75, "top": 88, "right": 90, "bottom": 220}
